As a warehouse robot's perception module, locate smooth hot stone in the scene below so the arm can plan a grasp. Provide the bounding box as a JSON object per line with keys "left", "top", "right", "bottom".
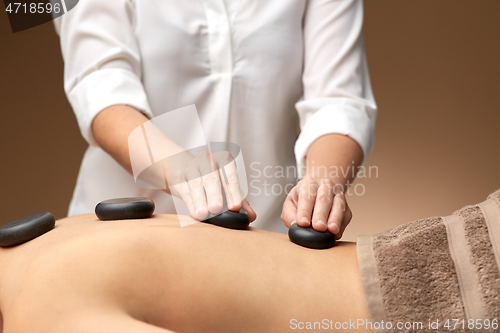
{"left": 288, "top": 223, "right": 336, "bottom": 249}
{"left": 0, "top": 212, "right": 55, "bottom": 247}
{"left": 95, "top": 197, "right": 155, "bottom": 221}
{"left": 202, "top": 211, "right": 250, "bottom": 230}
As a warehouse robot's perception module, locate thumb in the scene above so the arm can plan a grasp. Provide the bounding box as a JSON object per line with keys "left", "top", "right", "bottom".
{"left": 241, "top": 199, "right": 257, "bottom": 222}
{"left": 281, "top": 197, "right": 298, "bottom": 228}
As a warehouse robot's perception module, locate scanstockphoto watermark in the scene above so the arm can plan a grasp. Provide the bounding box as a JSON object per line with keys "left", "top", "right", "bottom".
{"left": 290, "top": 319, "right": 424, "bottom": 331}
{"left": 249, "top": 162, "right": 379, "bottom": 197}
{"left": 290, "top": 318, "right": 499, "bottom": 331}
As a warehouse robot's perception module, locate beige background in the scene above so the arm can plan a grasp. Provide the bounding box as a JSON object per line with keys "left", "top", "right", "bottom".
{"left": 1, "top": 0, "right": 499, "bottom": 240}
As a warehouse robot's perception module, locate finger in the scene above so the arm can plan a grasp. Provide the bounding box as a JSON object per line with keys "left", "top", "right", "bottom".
{"left": 335, "top": 200, "right": 352, "bottom": 240}
{"left": 186, "top": 168, "right": 208, "bottom": 220}
{"left": 281, "top": 187, "right": 298, "bottom": 228}
{"left": 220, "top": 159, "right": 243, "bottom": 211}
{"left": 202, "top": 170, "right": 223, "bottom": 214}
{"left": 311, "top": 180, "right": 334, "bottom": 232}
{"left": 327, "top": 192, "right": 346, "bottom": 235}
{"left": 296, "top": 180, "right": 319, "bottom": 228}
{"left": 242, "top": 199, "right": 257, "bottom": 222}
{"left": 173, "top": 182, "right": 196, "bottom": 218}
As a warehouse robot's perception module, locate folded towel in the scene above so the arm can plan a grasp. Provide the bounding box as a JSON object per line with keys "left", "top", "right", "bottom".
{"left": 357, "top": 190, "right": 500, "bottom": 332}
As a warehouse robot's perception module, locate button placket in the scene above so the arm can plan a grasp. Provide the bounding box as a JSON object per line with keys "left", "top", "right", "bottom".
{"left": 200, "top": 0, "right": 234, "bottom": 142}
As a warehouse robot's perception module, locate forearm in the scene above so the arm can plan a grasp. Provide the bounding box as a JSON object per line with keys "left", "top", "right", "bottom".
{"left": 304, "top": 134, "right": 364, "bottom": 188}
{"left": 92, "top": 105, "right": 150, "bottom": 174}
{"left": 92, "top": 105, "right": 187, "bottom": 193}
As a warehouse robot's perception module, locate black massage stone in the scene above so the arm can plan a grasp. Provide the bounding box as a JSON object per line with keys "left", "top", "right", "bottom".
{"left": 95, "top": 197, "right": 155, "bottom": 221}
{"left": 288, "top": 223, "right": 336, "bottom": 249}
{"left": 202, "top": 211, "right": 250, "bottom": 230}
{"left": 0, "top": 212, "right": 55, "bottom": 247}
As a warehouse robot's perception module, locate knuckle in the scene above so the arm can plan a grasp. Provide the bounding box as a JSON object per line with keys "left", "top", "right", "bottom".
{"left": 322, "top": 178, "right": 334, "bottom": 187}
{"left": 298, "top": 187, "right": 311, "bottom": 199}
{"left": 203, "top": 173, "right": 219, "bottom": 185}
{"left": 317, "top": 193, "right": 330, "bottom": 204}
{"left": 302, "top": 182, "right": 318, "bottom": 195}
{"left": 189, "top": 177, "right": 203, "bottom": 188}
{"left": 333, "top": 184, "right": 344, "bottom": 195}
{"left": 319, "top": 184, "right": 332, "bottom": 196}
{"left": 226, "top": 173, "right": 239, "bottom": 184}
{"left": 334, "top": 200, "right": 346, "bottom": 212}
{"left": 308, "top": 181, "right": 319, "bottom": 189}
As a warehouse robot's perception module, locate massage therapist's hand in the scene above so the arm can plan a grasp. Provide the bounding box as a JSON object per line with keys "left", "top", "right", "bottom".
{"left": 281, "top": 178, "right": 352, "bottom": 240}
{"left": 168, "top": 151, "right": 257, "bottom": 222}
{"left": 90, "top": 105, "right": 256, "bottom": 221}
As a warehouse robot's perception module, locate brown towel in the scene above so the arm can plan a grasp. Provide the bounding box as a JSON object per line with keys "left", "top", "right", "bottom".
{"left": 357, "top": 190, "right": 500, "bottom": 333}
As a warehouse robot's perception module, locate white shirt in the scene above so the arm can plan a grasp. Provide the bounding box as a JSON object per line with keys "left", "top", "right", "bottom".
{"left": 55, "top": 0, "right": 377, "bottom": 233}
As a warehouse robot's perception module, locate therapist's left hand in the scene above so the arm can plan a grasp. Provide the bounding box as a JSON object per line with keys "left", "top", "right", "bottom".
{"left": 281, "top": 177, "right": 352, "bottom": 240}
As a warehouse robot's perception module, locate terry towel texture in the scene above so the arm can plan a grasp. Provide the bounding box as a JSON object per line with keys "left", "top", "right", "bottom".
{"left": 357, "top": 190, "right": 500, "bottom": 332}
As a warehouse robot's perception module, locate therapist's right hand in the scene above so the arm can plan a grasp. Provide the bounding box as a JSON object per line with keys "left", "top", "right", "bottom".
{"left": 168, "top": 151, "right": 256, "bottom": 221}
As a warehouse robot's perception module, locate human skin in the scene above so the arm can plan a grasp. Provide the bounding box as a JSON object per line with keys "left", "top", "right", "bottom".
{"left": 92, "top": 105, "right": 256, "bottom": 220}
{"left": 93, "top": 105, "right": 362, "bottom": 237}
{"left": 0, "top": 214, "right": 370, "bottom": 333}
{"left": 281, "top": 134, "right": 363, "bottom": 239}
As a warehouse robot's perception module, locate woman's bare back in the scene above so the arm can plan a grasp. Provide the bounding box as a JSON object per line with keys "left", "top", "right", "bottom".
{"left": 0, "top": 214, "right": 369, "bottom": 333}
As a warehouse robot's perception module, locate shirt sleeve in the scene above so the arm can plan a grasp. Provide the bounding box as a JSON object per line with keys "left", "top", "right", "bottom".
{"left": 295, "top": 0, "right": 377, "bottom": 178}
{"left": 55, "top": 0, "right": 153, "bottom": 146}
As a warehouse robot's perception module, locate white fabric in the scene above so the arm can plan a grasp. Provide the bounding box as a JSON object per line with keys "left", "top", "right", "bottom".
{"left": 56, "top": 0, "right": 377, "bottom": 233}
{"left": 68, "top": 68, "right": 154, "bottom": 145}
